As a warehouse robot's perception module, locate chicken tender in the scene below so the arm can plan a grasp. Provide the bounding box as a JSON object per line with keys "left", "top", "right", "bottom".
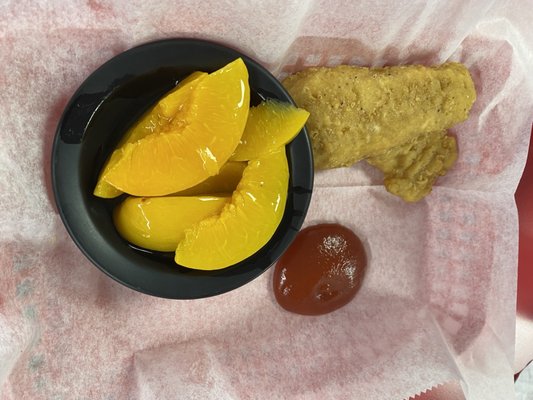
{"left": 366, "top": 130, "right": 457, "bottom": 202}
{"left": 282, "top": 62, "right": 476, "bottom": 170}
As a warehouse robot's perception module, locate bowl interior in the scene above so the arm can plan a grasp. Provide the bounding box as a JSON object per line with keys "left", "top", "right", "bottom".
{"left": 52, "top": 39, "right": 313, "bottom": 299}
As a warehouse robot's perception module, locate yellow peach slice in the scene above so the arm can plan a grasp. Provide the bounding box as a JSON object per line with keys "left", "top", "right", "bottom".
{"left": 94, "top": 71, "right": 208, "bottom": 198}
{"left": 175, "top": 148, "right": 289, "bottom": 270}
{"left": 113, "top": 195, "right": 230, "bottom": 252}
{"left": 231, "top": 100, "right": 309, "bottom": 161}
{"left": 99, "top": 58, "right": 250, "bottom": 196}
{"left": 174, "top": 161, "right": 246, "bottom": 196}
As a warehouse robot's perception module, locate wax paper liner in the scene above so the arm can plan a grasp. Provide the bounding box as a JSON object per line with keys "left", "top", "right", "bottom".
{"left": 1, "top": 1, "right": 533, "bottom": 399}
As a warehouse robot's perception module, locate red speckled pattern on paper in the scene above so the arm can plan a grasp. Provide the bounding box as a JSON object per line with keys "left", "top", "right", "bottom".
{"left": 0, "top": 1, "right": 532, "bottom": 400}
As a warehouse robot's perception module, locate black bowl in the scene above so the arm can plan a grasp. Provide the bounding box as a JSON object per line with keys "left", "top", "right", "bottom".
{"left": 52, "top": 38, "right": 313, "bottom": 299}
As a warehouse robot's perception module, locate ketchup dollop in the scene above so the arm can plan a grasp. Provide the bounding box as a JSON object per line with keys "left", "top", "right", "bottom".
{"left": 273, "top": 223, "right": 367, "bottom": 315}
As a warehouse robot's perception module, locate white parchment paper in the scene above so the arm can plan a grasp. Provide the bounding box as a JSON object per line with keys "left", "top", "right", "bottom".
{"left": 1, "top": 1, "right": 532, "bottom": 399}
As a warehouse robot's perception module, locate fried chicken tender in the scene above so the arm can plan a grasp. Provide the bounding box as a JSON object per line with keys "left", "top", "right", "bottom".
{"left": 282, "top": 62, "right": 476, "bottom": 170}
{"left": 366, "top": 130, "right": 457, "bottom": 202}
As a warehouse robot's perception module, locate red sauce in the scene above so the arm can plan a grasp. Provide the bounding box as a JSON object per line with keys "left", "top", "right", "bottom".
{"left": 273, "top": 223, "right": 367, "bottom": 315}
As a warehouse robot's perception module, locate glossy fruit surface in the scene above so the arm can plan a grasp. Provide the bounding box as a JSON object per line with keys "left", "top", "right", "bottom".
{"left": 99, "top": 59, "right": 250, "bottom": 196}
{"left": 93, "top": 71, "right": 207, "bottom": 198}
{"left": 231, "top": 100, "right": 309, "bottom": 161}
{"left": 114, "top": 195, "right": 230, "bottom": 252}
{"left": 174, "top": 161, "right": 245, "bottom": 196}
{"left": 175, "top": 148, "right": 289, "bottom": 270}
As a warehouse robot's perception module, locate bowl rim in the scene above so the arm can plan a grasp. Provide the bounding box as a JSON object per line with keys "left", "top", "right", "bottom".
{"left": 52, "top": 37, "right": 314, "bottom": 299}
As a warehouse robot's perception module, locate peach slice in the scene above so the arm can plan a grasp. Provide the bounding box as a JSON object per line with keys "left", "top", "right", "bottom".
{"left": 97, "top": 58, "right": 250, "bottom": 196}
{"left": 114, "top": 195, "right": 230, "bottom": 252}
{"left": 94, "top": 71, "right": 208, "bottom": 198}
{"left": 231, "top": 100, "right": 309, "bottom": 161}
{"left": 175, "top": 148, "right": 289, "bottom": 270}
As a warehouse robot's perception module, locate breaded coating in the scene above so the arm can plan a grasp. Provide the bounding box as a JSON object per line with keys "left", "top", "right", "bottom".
{"left": 282, "top": 62, "right": 476, "bottom": 170}
{"left": 366, "top": 130, "right": 457, "bottom": 202}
